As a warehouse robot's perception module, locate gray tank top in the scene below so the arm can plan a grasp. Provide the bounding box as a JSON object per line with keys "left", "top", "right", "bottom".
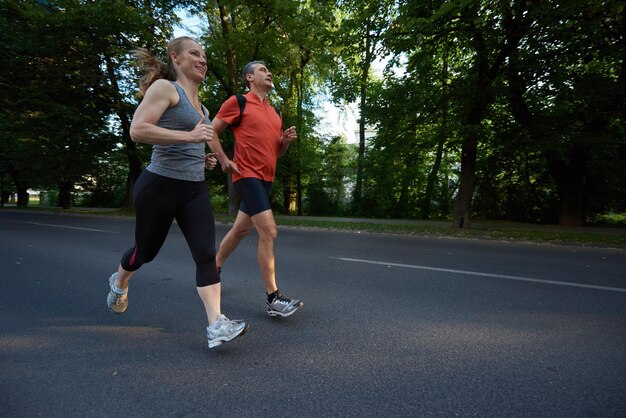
{"left": 146, "top": 82, "right": 209, "bottom": 181}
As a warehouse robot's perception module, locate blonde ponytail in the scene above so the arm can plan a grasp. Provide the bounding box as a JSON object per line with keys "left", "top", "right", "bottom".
{"left": 131, "top": 48, "right": 174, "bottom": 97}
{"left": 131, "top": 36, "right": 198, "bottom": 97}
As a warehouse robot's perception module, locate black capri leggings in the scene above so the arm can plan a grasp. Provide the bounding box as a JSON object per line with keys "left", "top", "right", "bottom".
{"left": 120, "top": 170, "right": 220, "bottom": 287}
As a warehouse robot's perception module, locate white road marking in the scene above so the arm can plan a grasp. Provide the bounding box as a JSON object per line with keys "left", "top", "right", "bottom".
{"left": 335, "top": 257, "right": 626, "bottom": 293}
{"left": 27, "top": 222, "right": 117, "bottom": 234}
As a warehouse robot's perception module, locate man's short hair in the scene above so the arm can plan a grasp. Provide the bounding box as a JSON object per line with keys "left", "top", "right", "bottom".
{"left": 243, "top": 60, "right": 266, "bottom": 89}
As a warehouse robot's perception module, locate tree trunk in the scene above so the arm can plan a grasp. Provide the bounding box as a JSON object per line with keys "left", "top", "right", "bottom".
{"left": 103, "top": 53, "right": 142, "bottom": 208}
{"left": 217, "top": 1, "right": 238, "bottom": 94}
{"left": 352, "top": 18, "right": 373, "bottom": 216}
{"left": 422, "top": 132, "right": 446, "bottom": 219}
{"left": 282, "top": 170, "right": 292, "bottom": 214}
{"left": 453, "top": 2, "right": 529, "bottom": 228}
{"left": 9, "top": 170, "right": 29, "bottom": 207}
{"left": 226, "top": 176, "right": 238, "bottom": 215}
{"left": 395, "top": 169, "right": 412, "bottom": 218}
{"left": 452, "top": 5, "right": 488, "bottom": 229}
{"left": 280, "top": 70, "right": 297, "bottom": 215}
{"left": 506, "top": 37, "right": 588, "bottom": 227}
{"left": 545, "top": 149, "right": 587, "bottom": 226}
{"left": 296, "top": 60, "right": 308, "bottom": 216}
{"left": 16, "top": 184, "right": 29, "bottom": 207}
{"left": 422, "top": 36, "right": 449, "bottom": 219}
{"left": 123, "top": 145, "right": 142, "bottom": 208}
{"left": 452, "top": 69, "right": 487, "bottom": 228}
{"left": 215, "top": 0, "right": 239, "bottom": 216}
{"left": 440, "top": 157, "right": 451, "bottom": 216}
{"left": 452, "top": 127, "right": 478, "bottom": 228}
{"left": 57, "top": 181, "right": 72, "bottom": 209}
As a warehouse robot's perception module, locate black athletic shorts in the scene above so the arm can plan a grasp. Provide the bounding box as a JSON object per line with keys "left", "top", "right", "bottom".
{"left": 234, "top": 177, "right": 273, "bottom": 216}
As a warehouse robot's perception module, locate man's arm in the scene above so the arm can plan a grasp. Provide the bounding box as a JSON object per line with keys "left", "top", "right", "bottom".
{"left": 278, "top": 126, "right": 297, "bottom": 157}
{"left": 207, "top": 117, "right": 240, "bottom": 174}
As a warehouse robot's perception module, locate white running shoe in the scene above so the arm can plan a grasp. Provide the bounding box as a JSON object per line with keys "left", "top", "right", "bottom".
{"left": 107, "top": 272, "right": 128, "bottom": 314}
{"left": 207, "top": 314, "right": 249, "bottom": 348}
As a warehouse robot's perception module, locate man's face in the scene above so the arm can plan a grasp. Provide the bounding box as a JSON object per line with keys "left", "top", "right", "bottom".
{"left": 249, "top": 63, "right": 273, "bottom": 90}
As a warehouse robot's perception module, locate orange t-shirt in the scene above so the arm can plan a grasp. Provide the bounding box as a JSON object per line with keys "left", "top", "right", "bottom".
{"left": 215, "top": 92, "right": 282, "bottom": 182}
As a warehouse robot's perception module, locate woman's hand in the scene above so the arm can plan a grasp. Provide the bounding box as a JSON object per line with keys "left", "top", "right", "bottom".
{"left": 190, "top": 117, "right": 214, "bottom": 143}
{"left": 204, "top": 153, "right": 218, "bottom": 170}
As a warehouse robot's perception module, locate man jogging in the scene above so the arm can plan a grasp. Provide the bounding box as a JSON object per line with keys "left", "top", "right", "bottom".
{"left": 208, "top": 61, "right": 303, "bottom": 318}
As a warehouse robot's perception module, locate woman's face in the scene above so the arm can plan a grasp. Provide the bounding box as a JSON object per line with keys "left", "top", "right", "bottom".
{"left": 173, "top": 39, "right": 207, "bottom": 83}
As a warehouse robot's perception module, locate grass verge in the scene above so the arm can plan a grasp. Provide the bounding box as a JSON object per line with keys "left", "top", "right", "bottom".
{"left": 5, "top": 206, "right": 625, "bottom": 248}
{"left": 270, "top": 218, "right": 626, "bottom": 248}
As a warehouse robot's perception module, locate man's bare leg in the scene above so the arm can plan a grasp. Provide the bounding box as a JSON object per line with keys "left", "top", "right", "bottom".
{"left": 250, "top": 209, "right": 278, "bottom": 294}
{"left": 251, "top": 210, "right": 303, "bottom": 317}
{"left": 216, "top": 210, "right": 253, "bottom": 269}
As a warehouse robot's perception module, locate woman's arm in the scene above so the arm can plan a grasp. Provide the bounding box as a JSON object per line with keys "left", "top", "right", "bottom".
{"left": 129, "top": 79, "right": 213, "bottom": 145}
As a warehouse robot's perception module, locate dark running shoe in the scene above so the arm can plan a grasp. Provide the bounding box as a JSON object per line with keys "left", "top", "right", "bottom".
{"left": 267, "top": 292, "right": 303, "bottom": 317}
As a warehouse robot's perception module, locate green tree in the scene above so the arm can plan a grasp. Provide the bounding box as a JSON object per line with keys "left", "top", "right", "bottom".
{"left": 330, "top": 0, "right": 396, "bottom": 215}
{"left": 380, "top": 0, "right": 461, "bottom": 220}
{"left": 388, "top": 0, "right": 535, "bottom": 227}
{"left": 1, "top": 1, "right": 113, "bottom": 208}
{"left": 86, "top": 0, "right": 183, "bottom": 208}
{"left": 505, "top": 0, "right": 626, "bottom": 225}
{"left": 0, "top": 0, "right": 181, "bottom": 208}
{"left": 195, "top": 0, "right": 336, "bottom": 215}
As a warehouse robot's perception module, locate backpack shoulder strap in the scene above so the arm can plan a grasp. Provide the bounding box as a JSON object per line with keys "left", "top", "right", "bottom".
{"left": 231, "top": 94, "right": 281, "bottom": 126}
{"left": 231, "top": 94, "right": 247, "bottom": 127}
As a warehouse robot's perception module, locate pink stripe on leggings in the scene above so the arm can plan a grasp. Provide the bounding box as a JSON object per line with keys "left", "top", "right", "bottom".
{"left": 129, "top": 244, "right": 138, "bottom": 266}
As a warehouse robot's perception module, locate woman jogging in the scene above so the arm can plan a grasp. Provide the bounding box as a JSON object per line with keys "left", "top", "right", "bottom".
{"left": 106, "top": 36, "right": 248, "bottom": 349}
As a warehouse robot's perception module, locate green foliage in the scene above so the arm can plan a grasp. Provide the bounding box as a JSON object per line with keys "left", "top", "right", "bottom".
{"left": 194, "top": 0, "right": 343, "bottom": 214}
{"left": 1, "top": 0, "right": 114, "bottom": 207}
{"left": 373, "top": 0, "right": 626, "bottom": 225}
{"left": 74, "top": 149, "right": 128, "bottom": 208}
{"left": 0, "top": 0, "right": 181, "bottom": 207}
{"left": 304, "top": 135, "right": 357, "bottom": 215}
{"left": 1, "top": 0, "right": 623, "bottom": 226}
{"left": 501, "top": 0, "right": 626, "bottom": 223}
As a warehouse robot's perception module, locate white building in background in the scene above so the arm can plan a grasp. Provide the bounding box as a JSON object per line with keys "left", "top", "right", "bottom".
{"left": 315, "top": 101, "right": 359, "bottom": 144}
{"left": 353, "top": 125, "right": 378, "bottom": 142}
{"left": 314, "top": 100, "right": 379, "bottom": 145}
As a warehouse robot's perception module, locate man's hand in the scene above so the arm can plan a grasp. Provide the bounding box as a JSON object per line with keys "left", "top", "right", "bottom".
{"left": 282, "top": 126, "right": 297, "bottom": 144}
{"left": 220, "top": 158, "right": 241, "bottom": 174}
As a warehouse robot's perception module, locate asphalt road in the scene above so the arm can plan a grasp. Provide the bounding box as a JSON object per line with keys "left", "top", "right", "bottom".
{"left": 1, "top": 210, "right": 625, "bottom": 417}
